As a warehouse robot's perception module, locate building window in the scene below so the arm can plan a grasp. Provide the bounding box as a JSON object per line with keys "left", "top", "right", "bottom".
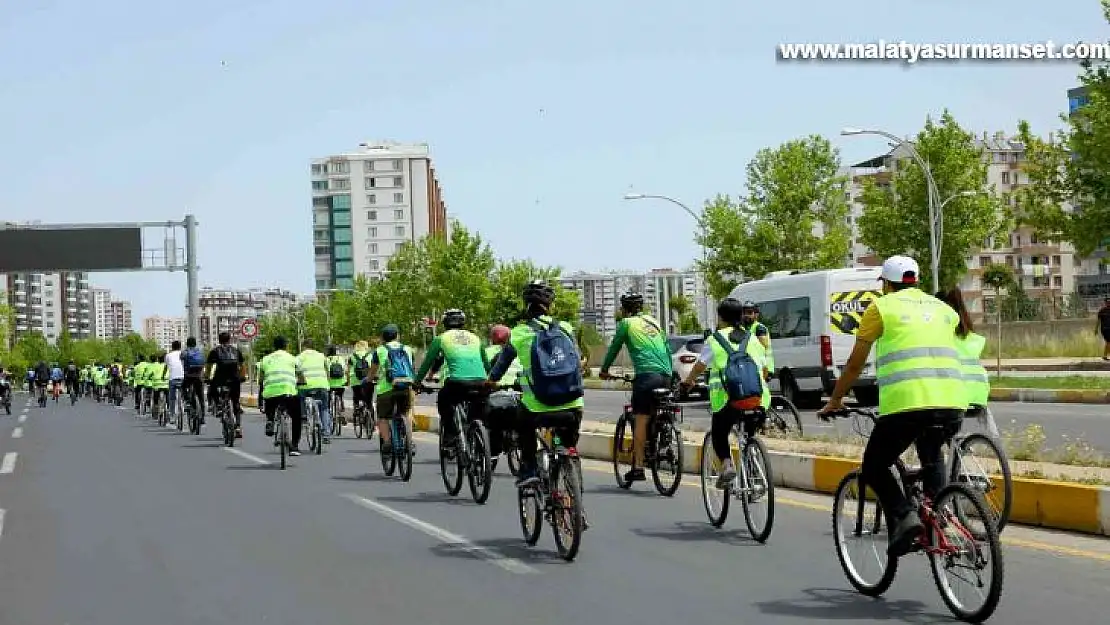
{"left": 335, "top": 260, "right": 354, "bottom": 276}
{"left": 313, "top": 196, "right": 329, "bottom": 208}
{"left": 395, "top": 242, "right": 405, "bottom": 252}
{"left": 333, "top": 227, "right": 352, "bottom": 244}
{"left": 1001, "top": 171, "right": 1010, "bottom": 184}
{"left": 392, "top": 176, "right": 403, "bottom": 187}
{"left": 367, "top": 194, "right": 376, "bottom": 204}
{"left": 312, "top": 164, "right": 326, "bottom": 175}
{"left": 365, "top": 177, "right": 376, "bottom": 189}
{"left": 1053, "top": 275, "right": 1062, "bottom": 288}
{"left": 367, "top": 210, "right": 377, "bottom": 221}
{"left": 368, "top": 227, "right": 378, "bottom": 238}
{"left": 395, "top": 225, "right": 406, "bottom": 237}
{"left": 394, "top": 209, "right": 404, "bottom": 220}
{"left": 1052, "top": 255, "right": 1061, "bottom": 266}
{"left": 369, "top": 243, "right": 378, "bottom": 254}
{"left": 334, "top": 244, "right": 352, "bottom": 260}
{"left": 392, "top": 159, "right": 402, "bottom": 169}
{"left": 314, "top": 229, "right": 328, "bottom": 241}
{"left": 332, "top": 210, "right": 351, "bottom": 226}
{"left": 364, "top": 161, "right": 375, "bottom": 172}
{"left": 312, "top": 180, "right": 328, "bottom": 191}
{"left": 332, "top": 194, "right": 351, "bottom": 209}
{"left": 330, "top": 160, "right": 349, "bottom": 174}
{"left": 370, "top": 259, "right": 380, "bottom": 270}
{"left": 332, "top": 178, "right": 350, "bottom": 190}
{"left": 979, "top": 256, "right": 990, "bottom": 267}
{"left": 336, "top": 277, "right": 354, "bottom": 290}
{"left": 393, "top": 192, "right": 404, "bottom": 204}
{"left": 314, "top": 245, "right": 329, "bottom": 256}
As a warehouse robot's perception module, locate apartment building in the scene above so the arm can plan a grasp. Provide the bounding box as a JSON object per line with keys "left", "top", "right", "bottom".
{"left": 196, "top": 287, "right": 302, "bottom": 346}
{"left": 90, "top": 287, "right": 134, "bottom": 339}
{"left": 142, "top": 315, "right": 188, "bottom": 351}
{"left": 559, "top": 269, "right": 711, "bottom": 338}
{"left": 310, "top": 141, "right": 448, "bottom": 293}
{"left": 1, "top": 271, "right": 92, "bottom": 344}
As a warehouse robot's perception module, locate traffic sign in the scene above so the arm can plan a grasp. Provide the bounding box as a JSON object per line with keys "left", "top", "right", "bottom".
{"left": 422, "top": 316, "right": 438, "bottom": 329}
{"left": 240, "top": 318, "right": 259, "bottom": 339}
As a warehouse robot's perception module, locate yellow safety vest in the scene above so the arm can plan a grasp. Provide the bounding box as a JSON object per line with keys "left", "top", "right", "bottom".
{"left": 261, "top": 351, "right": 298, "bottom": 398}
{"left": 485, "top": 344, "right": 521, "bottom": 387}
{"left": 873, "top": 289, "right": 967, "bottom": 415}
{"left": 955, "top": 332, "right": 990, "bottom": 407}
{"left": 707, "top": 326, "right": 771, "bottom": 413}
{"left": 297, "top": 349, "right": 329, "bottom": 391}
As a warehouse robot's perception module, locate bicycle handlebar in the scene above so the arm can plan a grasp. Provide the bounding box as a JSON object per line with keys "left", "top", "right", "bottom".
{"left": 816, "top": 406, "right": 877, "bottom": 422}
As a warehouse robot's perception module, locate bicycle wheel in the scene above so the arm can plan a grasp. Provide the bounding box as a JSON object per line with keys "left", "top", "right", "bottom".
{"left": 611, "top": 411, "right": 634, "bottom": 489}
{"left": 740, "top": 436, "right": 775, "bottom": 543}
{"left": 929, "top": 484, "right": 1004, "bottom": 623}
{"left": 551, "top": 456, "right": 584, "bottom": 561}
{"left": 768, "top": 398, "right": 803, "bottom": 436}
{"left": 333, "top": 400, "right": 343, "bottom": 437}
{"left": 379, "top": 423, "right": 396, "bottom": 475}
{"left": 832, "top": 470, "right": 897, "bottom": 596}
{"left": 354, "top": 407, "right": 365, "bottom": 439}
{"left": 650, "top": 418, "right": 683, "bottom": 497}
{"left": 518, "top": 486, "right": 542, "bottom": 545}
{"left": 700, "top": 431, "right": 730, "bottom": 527}
{"left": 506, "top": 433, "right": 522, "bottom": 477}
{"left": 397, "top": 419, "right": 413, "bottom": 482}
{"left": 467, "top": 421, "right": 493, "bottom": 504}
{"left": 222, "top": 406, "right": 235, "bottom": 447}
{"left": 177, "top": 397, "right": 185, "bottom": 431}
{"left": 950, "top": 433, "right": 1012, "bottom": 535}
{"left": 277, "top": 408, "right": 287, "bottom": 470}
{"left": 440, "top": 424, "right": 464, "bottom": 496}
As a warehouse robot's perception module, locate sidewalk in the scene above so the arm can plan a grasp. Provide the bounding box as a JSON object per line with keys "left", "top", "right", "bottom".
{"left": 984, "top": 357, "right": 1110, "bottom": 372}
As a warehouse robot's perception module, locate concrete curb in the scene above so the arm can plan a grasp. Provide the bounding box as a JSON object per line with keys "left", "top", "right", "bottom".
{"left": 580, "top": 379, "right": 1110, "bottom": 404}
{"left": 240, "top": 395, "right": 1110, "bottom": 535}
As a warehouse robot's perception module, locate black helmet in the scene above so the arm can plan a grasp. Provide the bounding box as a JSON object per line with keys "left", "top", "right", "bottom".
{"left": 381, "top": 324, "right": 399, "bottom": 341}
{"left": 620, "top": 291, "right": 644, "bottom": 312}
{"left": 522, "top": 280, "right": 555, "bottom": 307}
{"left": 442, "top": 309, "right": 466, "bottom": 329}
{"left": 740, "top": 300, "right": 758, "bottom": 311}
{"left": 717, "top": 297, "right": 746, "bottom": 323}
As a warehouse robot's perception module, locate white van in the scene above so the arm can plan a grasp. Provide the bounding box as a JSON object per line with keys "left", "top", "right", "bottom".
{"left": 727, "top": 267, "right": 882, "bottom": 409}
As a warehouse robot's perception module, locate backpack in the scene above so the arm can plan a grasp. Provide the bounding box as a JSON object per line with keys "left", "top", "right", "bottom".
{"left": 352, "top": 353, "right": 371, "bottom": 382}
{"left": 109, "top": 364, "right": 120, "bottom": 376}
{"left": 215, "top": 345, "right": 239, "bottom": 367}
{"left": 182, "top": 348, "right": 205, "bottom": 369}
{"left": 526, "top": 318, "right": 583, "bottom": 406}
{"left": 328, "top": 359, "right": 345, "bottom": 380}
{"left": 384, "top": 345, "right": 415, "bottom": 389}
{"left": 711, "top": 329, "right": 764, "bottom": 410}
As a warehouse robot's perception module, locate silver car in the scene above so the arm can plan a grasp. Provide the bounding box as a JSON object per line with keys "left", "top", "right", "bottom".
{"left": 668, "top": 334, "right": 708, "bottom": 401}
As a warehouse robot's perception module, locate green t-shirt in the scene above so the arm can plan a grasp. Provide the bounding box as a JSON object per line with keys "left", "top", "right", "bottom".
{"left": 601, "top": 313, "right": 673, "bottom": 376}
{"left": 373, "top": 341, "right": 416, "bottom": 395}
{"left": 416, "top": 329, "right": 487, "bottom": 382}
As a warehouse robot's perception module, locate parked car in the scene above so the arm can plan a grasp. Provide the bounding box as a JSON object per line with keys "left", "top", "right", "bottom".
{"left": 668, "top": 334, "right": 708, "bottom": 401}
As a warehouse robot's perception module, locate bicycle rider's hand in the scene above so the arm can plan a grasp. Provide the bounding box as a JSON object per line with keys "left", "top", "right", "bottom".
{"left": 817, "top": 397, "right": 846, "bottom": 421}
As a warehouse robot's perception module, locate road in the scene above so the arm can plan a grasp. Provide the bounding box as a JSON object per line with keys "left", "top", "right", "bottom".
{"left": 0, "top": 392, "right": 1108, "bottom": 624}
{"left": 420, "top": 390, "right": 1110, "bottom": 454}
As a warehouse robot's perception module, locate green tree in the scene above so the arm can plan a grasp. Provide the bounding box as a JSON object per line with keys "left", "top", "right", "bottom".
{"left": 981, "top": 263, "right": 1015, "bottom": 320}
{"left": 667, "top": 294, "right": 702, "bottom": 334}
{"left": 858, "top": 111, "right": 1003, "bottom": 290}
{"left": 1016, "top": 0, "right": 1110, "bottom": 255}
{"left": 698, "top": 135, "right": 851, "bottom": 298}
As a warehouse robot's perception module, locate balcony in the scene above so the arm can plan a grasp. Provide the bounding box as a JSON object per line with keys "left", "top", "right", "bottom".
{"left": 1015, "top": 243, "right": 1058, "bottom": 256}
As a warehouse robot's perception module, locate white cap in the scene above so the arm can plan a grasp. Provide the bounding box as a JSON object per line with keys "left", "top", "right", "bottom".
{"left": 880, "top": 255, "right": 920, "bottom": 285}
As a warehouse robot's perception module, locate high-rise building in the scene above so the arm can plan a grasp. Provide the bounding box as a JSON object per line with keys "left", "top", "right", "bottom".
{"left": 142, "top": 316, "right": 188, "bottom": 351}
{"left": 560, "top": 269, "right": 711, "bottom": 338}
{"left": 2, "top": 271, "right": 92, "bottom": 343}
{"left": 310, "top": 141, "right": 448, "bottom": 293}
{"left": 196, "top": 287, "right": 302, "bottom": 347}
{"left": 90, "top": 287, "right": 134, "bottom": 339}
{"left": 1068, "top": 86, "right": 1090, "bottom": 116}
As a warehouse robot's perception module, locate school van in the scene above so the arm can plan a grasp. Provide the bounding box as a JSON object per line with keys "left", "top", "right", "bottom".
{"left": 727, "top": 267, "right": 882, "bottom": 409}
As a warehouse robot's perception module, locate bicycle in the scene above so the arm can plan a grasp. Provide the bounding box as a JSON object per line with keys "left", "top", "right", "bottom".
{"left": 699, "top": 406, "right": 775, "bottom": 542}
{"left": 183, "top": 384, "right": 202, "bottom": 435}
{"left": 378, "top": 389, "right": 414, "bottom": 481}
{"left": 111, "top": 379, "right": 125, "bottom": 406}
{"left": 351, "top": 398, "right": 372, "bottom": 439}
{"left": 825, "top": 407, "right": 1004, "bottom": 623}
{"left": 330, "top": 391, "right": 345, "bottom": 437}
{"left": 304, "top": 393, "right": 325, "bottom": 455}
{"left": 268, "top": 399, "right": 293, "bottom": 470}
{"left": 153, "top": 390, "right": 168, "bottom": 427}
{"left": 68, "top": 382, "right": 78, "bottom": 406}
{"left": 51, "top": 382, "right": 61, "bottom": 403}
{"left": 487, "top": 386, "right": 523, "bottom": 476}
{"left": 518, "top": 428, "right": 585, "bottom": 562}
{"left": 212, "top": 385, "right": 236, "bottom": 447}
{"left": 765, "top": 393, "right": 804, "bottom": 436}
{"left": 36, "top": 384, "right": 47, "bottom": 408}
{"left": 947, "top": 405, "right": 1012, "bottom": 534}
{"left": 610, "top": 375, "right": 684, "bottom": 496}
{"left": 430, "top": 385, "right": 493, "bottom": 504}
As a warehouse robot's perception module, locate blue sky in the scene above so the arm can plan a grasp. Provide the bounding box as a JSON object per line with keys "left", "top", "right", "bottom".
{"left": 1, "top": 0, "right": 1104, "bottom": 326}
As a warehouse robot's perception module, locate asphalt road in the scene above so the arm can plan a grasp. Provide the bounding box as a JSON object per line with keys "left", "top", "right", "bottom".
{"left": 421, "top": 390, "right": 1110, "bottom": 454}
{"left": 0, "top": 391, "right": 1108, "bottom": 624}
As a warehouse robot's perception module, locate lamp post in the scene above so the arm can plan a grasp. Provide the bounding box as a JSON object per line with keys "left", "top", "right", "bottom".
{"left": 623, "top": 192, "right": 712, "bottom": 329}
{"left": 303, "top": 302, "right": 332, "bottom": 345}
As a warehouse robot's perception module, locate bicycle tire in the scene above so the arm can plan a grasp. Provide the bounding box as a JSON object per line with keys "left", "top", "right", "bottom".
{"left": 650, "top": 418, "right": 683, "bottom": 497}
{"left": 333, "top": 401, "right": 343, "bottom": 437}
{"left": 929, "top": 483, "right": 1004, "bottom": 623}
{"left": 223, "top": 406, "right": 235, "bottom": 447}
{"left": 700, "top": 431, "right": 730, "bottom": 527}
{"left": 354, "top": 407, "right": 365, "bottom": 439}
{"left": 467, "top": 421, "right": 493, "bottom": 504}
{"left": 177, "top": 397, "right": 185, "bottom": 431}
{"left": 769, "top": 397, "right": 804, "bottom": 436}
{"left": 518, "top": 486, "right": 542, "bottom": 545}
{"left": 379, "top": 430, "right": 396, "bottom": 476}
{"left": 951, "top": 433, "right": 1012, "bottom": 535}
{"left": 506, "top": 436, "right": 522, "bottom": 477}
{"left": 277, "top": 408, "right": 287, "bottom": 470}
{"left": 612, "top": 411, "right": 634, "bottom": 489}
{"left": 551, "top": 456, "right": 584, "bottom": 561}
{"left": 740, "top": 436, "right": 775, "bottom": 543}
{"left": 397, "top": 418, "right": 413, "bottom": 482}
{"left": 440, "top": 424, "right": 464, "bottom": 496}
{"left": 832, "top": 470, "right": 897, "bottom": 597}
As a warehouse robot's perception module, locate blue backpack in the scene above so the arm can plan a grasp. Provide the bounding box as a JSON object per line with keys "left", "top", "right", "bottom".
{"left": 526, "top": 318, "right": 583, "bottom": 406}
{"left": 182, "top": 348, "right": 205, "bottom": 369}
{"left": 711, "top": 329, "right": 764, "bottom": 410}
{"left": 384, "top": 345, "right": 415, "bottom": 389}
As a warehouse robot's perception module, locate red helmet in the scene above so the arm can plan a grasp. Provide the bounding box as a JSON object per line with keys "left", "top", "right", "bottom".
{"left": 489, "top": 324, "right": 511, "bottom": 345}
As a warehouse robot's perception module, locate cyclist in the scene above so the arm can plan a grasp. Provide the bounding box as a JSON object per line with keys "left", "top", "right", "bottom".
{"left": 487, "top": 280, "right": 584, "bottom": 487}
{"left": 64, "top": 360, "right": 80, "bottom": 397}
{"left": 368, "top": 324, "right": 416, "bottom": 455}
{"left": 180, "top": 337, "right": 207, "bottom": 423}
{"left": 936, "top": 288, "right": 990, "bottom": 411}
{"left": 81, "top": 363, "right": 93, "bottom": 397}
{"left": 206, "top": 331, "right": 246, "bottom": 438}
{"left": 93, "top": 362, "right": 109, "bottom": 400}
{"left": 680, "top": 298, "right": 772, "bottom": 487}
{"left": 108, "top": 358, "right": 124, "bottom": 402}
{"left": 348, "top": 340, "right": 373, "bottom": 419}
{"left": 259, "top": 336, "right": 303, "bottom": 456}
{"left": 133, "top": 357, "right": 149, "bottom": 411}
{"left": 165, "top": 340, "right": 185, "bottom": 420}
{"left": 325, "top": 346, "right": 347, "bottom": 417}
{"left": 25, "top": 368, "right": 35, "bottom": 393}
{"left": 414, "top": 309, "right": 489, "bottom": 451}
{"left": 149, "top": 354, "right": 169, "bottom": 414}
{"left": 48, "top": 362, "right": 63, "bottom": 399}
{"left": 818, "top": 255, "right": 967, "bottom": 558}
{"left": 484, "top": 324, "right": 521, "bottom": 468}
{"left": 741, "top": 300, "right": 774, "bottom": 372}
{"left": 297, "top": 338, "right": 332, "bottom": 444}
{"left": 598, "top": 291, "right": 673, "bottom": 484}
{"left": 32, "top": 361, "right": 48, "bottom": 402}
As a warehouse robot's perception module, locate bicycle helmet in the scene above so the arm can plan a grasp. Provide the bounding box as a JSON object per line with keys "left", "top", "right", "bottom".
{"left": 522, "top": 280, "right": 555, "bottom": 306}
{"left": 442, "top": 309, "right": 466, "bottom": 329}
{"left": 740, "top": 299, "right": 758, "bottom": 311}
{"left": 489, "top": 324, "right": 511, "bottom": 345}
{"left": 620, "top": 291, "right": 644, "bottom": 312}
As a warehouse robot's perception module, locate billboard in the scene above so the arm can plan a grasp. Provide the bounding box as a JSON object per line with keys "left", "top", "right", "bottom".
{"left": 0, "top": 227, "right": 143, "bottom": 272}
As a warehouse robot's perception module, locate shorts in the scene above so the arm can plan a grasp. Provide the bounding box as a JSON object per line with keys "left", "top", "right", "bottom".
{"left": 631, "top": 372, "right": 671, "bottom": 415}
{"left": 375, "top": 388, "right": 413, "bottom": 421}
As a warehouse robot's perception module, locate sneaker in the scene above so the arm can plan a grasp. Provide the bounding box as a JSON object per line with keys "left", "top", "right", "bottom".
{"left": 289, "top": 448, "right": 302, "bottom": 457}
{"left": 887, "top": 510, "right": 925, "bottom": 558}
{"left": 623, "top": 467, "right": 646, "bottom": 483}
{"left": 264, "top": 421, "right": 274, "bottom": 437}
{"left": 716, "top": 460, "right": 737, "bottom": 490}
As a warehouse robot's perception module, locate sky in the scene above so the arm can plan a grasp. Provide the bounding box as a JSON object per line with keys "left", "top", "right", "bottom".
{"left": 1, "top": 0, "right": 1105, "bottom": 327}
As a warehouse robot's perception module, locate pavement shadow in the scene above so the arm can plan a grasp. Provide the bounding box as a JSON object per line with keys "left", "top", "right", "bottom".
{"left": 428, "top": 536, "right": 566, "bottom": 566}
{"left": 181, "top": 442, "right": 225, "bottom": 449}
{"left": 590, "top": 483, "right": 659, "bottom": 497}
{"left": 375, "top": 491, "right": 475, "bottom": 507}
{"left": 630, "top": 521, "right": 761, "bottom": 546}
{"left": 225, "top": 464, "right": 280, "bottom": 471}
{"left": 331, "top": 473, "right": 395, "bottom": 483}
{"left": 753, "top": 587, "right": 948, "bottom": 624}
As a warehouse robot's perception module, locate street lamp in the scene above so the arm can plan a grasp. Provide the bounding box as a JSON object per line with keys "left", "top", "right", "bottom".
{"left": 623, "top": 192, "right": 712, "bottom": 329}
{"left": 303, "top": 302, "right": 332, "bottom": 345}
{"left": 841, "top": 127, "right": 943, "bottom": 292}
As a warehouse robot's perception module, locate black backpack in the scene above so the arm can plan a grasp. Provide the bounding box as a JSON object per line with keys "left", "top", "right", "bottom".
{"left": 352, "top": 353, "right": 371, "bottom": 381}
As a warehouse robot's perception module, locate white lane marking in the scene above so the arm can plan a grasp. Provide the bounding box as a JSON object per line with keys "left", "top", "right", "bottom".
{"left": 0, "top": 509, "right": 6, "bottom": 542}
{"left": 17, "top": 415, "right": 26, "bottom": 424}
{"left": 0, "top": 453, "right": 17, "bottom": 474}
{"left": 11, "top": 427, "right": 23, "bottom": 439}
{"left": 222, "top": 447, "right": 270, "bottom": 465}
{"left": 341, "top": 493, "right": 537, "bottom": 574}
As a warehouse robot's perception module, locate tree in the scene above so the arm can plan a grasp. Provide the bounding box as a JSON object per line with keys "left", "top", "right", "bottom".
{"left": 982, "top": 263, "right": 1015, "bottom": 321}
{"left": 698, "top": 135, "right": 852, "bottom": 298}
{"left": 1016, "top": 0, "right": 1110, "bottom": 256}
{"left": 668, "top": 294, "right": 702, "bottom": 334}
{"left": 857, "top": 111, "right": 1004, "bottom": 290}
